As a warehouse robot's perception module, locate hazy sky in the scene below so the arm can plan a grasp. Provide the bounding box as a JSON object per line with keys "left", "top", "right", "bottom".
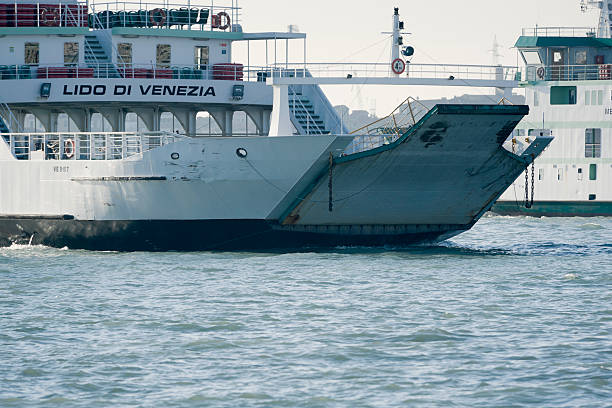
{"left": 234, "top": 0, "right": 598, "bottom": 114}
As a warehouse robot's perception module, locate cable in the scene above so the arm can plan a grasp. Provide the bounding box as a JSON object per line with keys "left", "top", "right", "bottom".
{"left": 244, "top": 155, "right": 391, "bottom": 204}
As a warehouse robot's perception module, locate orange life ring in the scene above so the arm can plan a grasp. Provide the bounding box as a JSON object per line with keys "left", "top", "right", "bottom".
{"left": 149, "top": 8, "right": 166, "bottom": 27}
{"left": 216, "top": 11, "right": 230, "bottom": 30}
{"left": 64, "top": 139, "right": 75, "bottom": 159}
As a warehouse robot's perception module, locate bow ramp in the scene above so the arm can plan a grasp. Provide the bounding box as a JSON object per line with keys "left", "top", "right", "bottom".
{"left": 274, "top": 104, "right": 543, "bottom": 242}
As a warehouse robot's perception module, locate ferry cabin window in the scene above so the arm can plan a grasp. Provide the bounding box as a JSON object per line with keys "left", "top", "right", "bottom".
{"left": 539, "top": 168, "right": 544, "bottom": 181}
{"left": 589, "top": 164, "right": 597, "bottom": 180}
{"left": 156, "top": 44, "right": 171, "bottom": 68}
{"left": 24, "top": 42, "right": 39, "bottom": 65}
{"left": 575, "top": 50, "right": 587, "bottom": 65}
{"left": 585, "top": 128, "right": 602, "bottom": 158}
{"left": 578, "top": 168, "right": 583, "bottom": 181}
{"left": 195, "top": 46, "right": 209, "bottom": 69}
{"left": 118, "top": 43, "right": 132, "bottom": 66}
{"left": 550, "top": 86, "right": 577, "bottom": 105}
{"left": 521, "top": 50, "right": 542, "bottom": 65}
{"left": 64, "top": 42, "right": 79, "bottom": 65}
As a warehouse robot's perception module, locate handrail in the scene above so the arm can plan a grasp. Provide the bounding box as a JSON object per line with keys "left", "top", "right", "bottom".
{"left": 0, "top": 1, "right": 87, "bottom": 29}
{"left": 522, "top": 63, "right": 612, "bottom": 82}
{"left": 521, "top": 26, "right": 597, "bottom": 37}
{"left": 346, "top": 96, "right": 430, "bottom": 154}
{"left": 0, "top": 103, "right": 23, "bottom": 133}
{"left": 269, "top": 63, "right": 518, "bottom": 81}
{"left": 2, "top": 131, "right": 181, "bottom": 161}
{"left": 288, "top": 86, "right": 325, "bottom": 135}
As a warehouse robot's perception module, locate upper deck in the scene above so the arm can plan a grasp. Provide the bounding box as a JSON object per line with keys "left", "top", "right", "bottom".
{"left": 517, "top": 26, "right": 612, "bottom": 83}
{"left": 0, "top": 0, "right": 240, "bottom": 34}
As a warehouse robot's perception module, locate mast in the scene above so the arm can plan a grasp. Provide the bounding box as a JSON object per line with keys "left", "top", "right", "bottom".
{"left": 392, "top": 7, "right": 401, "bottom": 66}
{"left": 581, "top": 0, "right": 612, "bottom": 38}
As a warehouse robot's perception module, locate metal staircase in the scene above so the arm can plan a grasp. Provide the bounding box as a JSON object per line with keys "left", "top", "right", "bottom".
{"left": 0, "top": 116, "right": 9, "bottom": 133}
{"left": 289, "top": 89, "right": 329, "bottom": 135}
{"left": 288, "top": 81, "right": 347, "bottom": 136}
{"left": 85, "top": 35, "right": 120, "bottom": 78}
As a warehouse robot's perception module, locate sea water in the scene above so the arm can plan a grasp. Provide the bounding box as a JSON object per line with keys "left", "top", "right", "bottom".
{"left": 1, "top": 215, "right": 610, "bottom": 407}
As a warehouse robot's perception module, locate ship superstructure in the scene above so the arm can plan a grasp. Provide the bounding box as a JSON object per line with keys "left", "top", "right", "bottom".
{"left": 494, "top": 2, "right": 612, "bottom": 216}
{"left": 0, "top": 3, "right": 551, "bottom": 250}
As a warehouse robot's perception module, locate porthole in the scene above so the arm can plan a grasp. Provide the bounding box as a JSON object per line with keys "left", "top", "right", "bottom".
{"left": 236, "top": 148, "right": 248, "bottom": 158}
{"left": 171, "top": 152, "right": 180, "bottom": 160}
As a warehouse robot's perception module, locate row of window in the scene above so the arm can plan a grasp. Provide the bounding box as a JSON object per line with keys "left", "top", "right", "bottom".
{"left": 544, "top": 164, "right": 599, "bottom": 181}
{"left": 22, "top": 42, "right": 210, "bottom": 68}
{"left": 515, "top": 128, "right": 603, "bottom": 158}
{"left": 25, "top": 42, "right": 78, "bottom": 65}
{"left": 548, "top": 86, "right": 612, "bottom": 106}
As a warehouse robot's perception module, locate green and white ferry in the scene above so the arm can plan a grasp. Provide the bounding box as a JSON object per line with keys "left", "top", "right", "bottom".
{"left": 494, "top": 0, "right": 612, "bottom": 216}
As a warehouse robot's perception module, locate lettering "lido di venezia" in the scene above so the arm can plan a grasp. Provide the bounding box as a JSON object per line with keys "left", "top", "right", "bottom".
{"left": 63, "top": 84, "right": 216, "bottom": 97}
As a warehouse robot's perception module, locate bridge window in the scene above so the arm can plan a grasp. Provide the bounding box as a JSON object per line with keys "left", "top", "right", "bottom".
{"left": 522, "top": 50, "right": 542, "bottom": 65}
{"left": 64, "top": 42, "right": 79, "bottom": 65}
{"left": 24, "top": 42, "right": 39, "bottom": 65}
{"left": 575, "top": 50, "right": 587, "bottom": 65}
{"left": 195, "top": 46, "right": 209, "bottom": 69}
{"left": 550, "top": 86, "right": 576, "bottom": 105}
{"left": 156, "top": 44, "right": 171, "bottom": 68}
{"left": 117, "top": 43, "right": 132, "bottom": 66}
{"left": 585, "top": 128, "right": 601, "bottom": 158}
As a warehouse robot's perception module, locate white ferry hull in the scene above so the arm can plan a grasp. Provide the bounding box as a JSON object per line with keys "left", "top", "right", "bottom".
{"left": 0, "top": 105, "right": 546, "bottom": 250}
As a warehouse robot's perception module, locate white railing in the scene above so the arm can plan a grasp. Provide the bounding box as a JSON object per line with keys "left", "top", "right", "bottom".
{"left": 0, "top": 1, "right": 87, "bottom": 28}
{"left": 522, "top": 64, "right": 612, "bottom": 82}
{"left": 89, "top": 0, "right": 241, "bottom": 30}
{"left": 521, "top": 26, "right": 597, "bottom": 37}
{"left": 0, "top": 62, "right": 520, "bottom": 84}
{"left": 344, "top": 97, "right": 430, "bottom": 155}
{"left": 269, "top": 63, "right": 519, "bottom": 82}
{"left": 0, "top": 103, "right": 23, "bottom": 133}
{"left": 1, "top": 131, "right": 181, "bottom": 161}
{"left": 0, "top": 62, "right": 264, "bottom": 81}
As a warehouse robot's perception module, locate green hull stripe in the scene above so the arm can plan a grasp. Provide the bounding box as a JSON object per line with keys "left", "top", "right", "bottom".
{"left": 492, "top": 201, "right": 612, "bottom": 216}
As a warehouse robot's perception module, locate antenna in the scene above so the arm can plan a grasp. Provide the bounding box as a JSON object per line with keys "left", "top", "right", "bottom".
{"left": 488, "top": 36, "right": 503, "bottom": 66}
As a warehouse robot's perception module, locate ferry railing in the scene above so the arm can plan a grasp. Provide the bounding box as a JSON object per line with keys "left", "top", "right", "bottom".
{"left": 523, "top": 63, "right": 612, "bottom": 82}
{"left": 521, "top": 26, "right": 597, "bottom": 37}
{"left": 0, "top": 131, "right": 181, "bottom": 161}
{"left": 0, "top": 62, "right": 260, "bottom": 80}
{"left": 89, "top": 0, "right": 240, "bottom": 31}
{"left": 0, "top": 103, "right": 23, "bottom": 133}
{"left": 0, "top": 62, "right": 517, "bottom": 84}
{"left": 269, "top": 63, "right": 519, "bottom": 82}
{"left": 0, "top": 1, "right": 87, "bottom": 28}
{"left": 344, "top": 97, "right": 430, "bottom": 155}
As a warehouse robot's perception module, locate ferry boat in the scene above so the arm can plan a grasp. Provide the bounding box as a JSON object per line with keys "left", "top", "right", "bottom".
{"left": 0, "top": 1, "right": 551, "bottom": 250}
{"left": 493, "top": 0, "right": 612, "bottom": 216}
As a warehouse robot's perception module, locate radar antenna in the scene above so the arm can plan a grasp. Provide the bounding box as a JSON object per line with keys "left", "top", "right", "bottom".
{"left": 581, "top": 0, "right": 612, "bottom": 38}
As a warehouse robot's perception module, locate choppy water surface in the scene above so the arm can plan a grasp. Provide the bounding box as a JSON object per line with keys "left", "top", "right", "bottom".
{"left": 1, "top": 216, "right": 611, "bottom": 407}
